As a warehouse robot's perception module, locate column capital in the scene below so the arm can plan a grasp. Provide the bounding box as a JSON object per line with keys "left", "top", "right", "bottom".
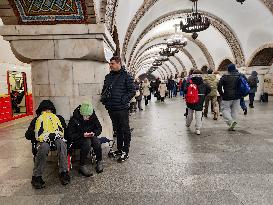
{"left": 0, "top": 24, "right": 116, "bottom": 63}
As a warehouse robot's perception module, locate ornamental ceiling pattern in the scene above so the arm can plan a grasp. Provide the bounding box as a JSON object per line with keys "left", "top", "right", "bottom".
{"left": 126, "top": 10, "right": 241, "bottom": 70}
{"left": 122, "top": 0, "right": 273, "bottom": 66}
{"left": 129, "top": 32, "right": 213, "bottom": 70}
{"left": 8, "top": 0, "right": 87, "bottom": 24}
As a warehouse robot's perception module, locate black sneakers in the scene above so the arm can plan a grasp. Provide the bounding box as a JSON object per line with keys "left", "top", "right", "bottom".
{"left": 96, "top": 161, "right": 104, "bottom": 173}
{"left": 244, "top": 108, "right": 248, "bottom": 115}
{"left": 117, "top": 152, "right": 129, "bottom": 163}
{"left": 59, "top": 171, "right": 70, "bottom": 185}
{"left": 79, "top": 165, "right": 93, "bottom": 177}
{"left": 31, "top": 176, "right": 46, "bottom": 189}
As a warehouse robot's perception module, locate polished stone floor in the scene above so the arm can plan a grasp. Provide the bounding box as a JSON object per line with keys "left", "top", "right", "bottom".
{"left": 0, "top": 97, "right": 273, "bottom": 204}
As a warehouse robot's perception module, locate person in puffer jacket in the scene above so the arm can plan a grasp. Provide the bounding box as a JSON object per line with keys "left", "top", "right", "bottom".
{"left": 203, "top": 69, "right": 219, "bottom": 120}
{"left": 25, "top": 100, "right": 70, "bottom": 189}
{"left": 101, "top": 56, "right": 136, "bottom": 163}
{"left": 66, "top": 101, "right": 103, "bottom": 177}
{"left": 185, "top": 70, "right": 211, "bottom": 135}
{"left": 217, "top": 63, "right": 242, "bottom": 131}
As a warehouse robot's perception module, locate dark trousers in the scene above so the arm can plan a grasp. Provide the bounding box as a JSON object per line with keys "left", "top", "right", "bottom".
{"left": 108, "top": 109, "right": 131, "bottom": 153}
{"left": 240, "top": 98, "right": 247, "bottom": 110}
{"left": 249, "top": 93, "right": 255, "bottom": 106}
{"left": 136, "top": 100, "right": 142, "bottom": 110}
{"left": 73, "top": 137, "right": 102, "bottom": 166}
{"left": 168, "top": 90, "right": 173, "bottom": 98}
{"left": 144, "top": 96, "right": 149, "bottom": 105}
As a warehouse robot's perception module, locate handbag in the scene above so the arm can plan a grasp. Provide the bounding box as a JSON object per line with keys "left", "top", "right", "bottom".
{"left": 100, "top": 74, "right": 121, "bottom": 104}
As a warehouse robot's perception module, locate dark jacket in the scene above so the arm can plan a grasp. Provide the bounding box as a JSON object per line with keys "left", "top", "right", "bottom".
{"left": 248, "top": 71, "right": 259, "bottom": 93}
{"left": 167, "top": 79, "right": 175, "bottom": 90}
{"left": 101, "top": 67, "right": 136, "bottom": 111}
{"left": 66, "top": 106, "right": 102, "bottom": 143}
{"left": 186, "top": 76, "right": 211, "bottom": 111}
{"left": 217, "top": 71, "right": 241, "bottom": 101}
{"left": 25, "top": 100, "right": 66, "bottom": 141}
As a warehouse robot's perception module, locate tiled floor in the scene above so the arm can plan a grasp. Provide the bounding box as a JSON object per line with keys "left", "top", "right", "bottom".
{"left": 0, "top": 97, "right": 273, "bottom": 204}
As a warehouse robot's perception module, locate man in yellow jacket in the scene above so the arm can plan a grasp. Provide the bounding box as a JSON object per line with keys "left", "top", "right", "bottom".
{"left": 25, "top": 100, "right": 70, "bottom": 189}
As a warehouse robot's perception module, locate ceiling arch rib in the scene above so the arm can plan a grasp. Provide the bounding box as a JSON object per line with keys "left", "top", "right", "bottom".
{"left": 134, "top": 54, "right": 179, "bottom": 75}
{"left": 125, "top": 10, "right": 244, "bottom": 70}
{"left": 134, "top": 51, "right": 183, "bottom": 76}
{"left": 135, "top": 60, "right": 171, "bottom": 78}
{"left": 135, "top": 57, "right": 175, "bottom": 77}
{"left": 120, "top": 0, "right": 273, "bottom": 59}
{"left": 132, "top": 42, "right": 186, "bottom": 72}
{"left": 132, "top": 43, "right": 199, "bottom": 72}
{"left": 130, "top": 33, "right": 210, "bottom": 70}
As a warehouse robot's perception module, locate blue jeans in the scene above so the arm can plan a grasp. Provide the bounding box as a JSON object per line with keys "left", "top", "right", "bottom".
{"left": 180, "top": 89, "right": 184, "bottom": 96}
{"left": 240, "top": 98, "right": 247, "bottom": 110}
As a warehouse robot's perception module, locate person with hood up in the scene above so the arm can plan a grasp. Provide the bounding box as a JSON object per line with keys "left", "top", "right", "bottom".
{"left": 66, "top": 101, "right": 103, "bottom": 177}
{"left": 248, "top": 71, "right": 259, "bottom": 108}
{"left": 217, "top": 63, "right": 243, "bottom": 131}
{"left": 185, "top": 70, "right": 211, "bottom": 135}
{"left": 203, "top": 69, "right": 219, "bottom": 120}
{"left": 25, "top": 100, "right": 70, "bottom": 189}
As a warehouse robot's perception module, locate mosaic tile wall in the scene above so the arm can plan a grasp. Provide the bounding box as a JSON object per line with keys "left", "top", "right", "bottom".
{"left": 8, "top": 0, "right": 87, "bottom": 24}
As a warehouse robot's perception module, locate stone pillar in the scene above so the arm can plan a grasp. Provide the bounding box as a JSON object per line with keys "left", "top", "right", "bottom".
{"left": 0, "top": 24, "right": 115, "bottom": 137}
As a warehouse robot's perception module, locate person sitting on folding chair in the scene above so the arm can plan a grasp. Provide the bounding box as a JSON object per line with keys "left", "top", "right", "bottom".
{"left": 66, "top": 101, "right": 103, "bottom": 177}
{"left": 25, "top": 100, "right": 70, "bottom": 189}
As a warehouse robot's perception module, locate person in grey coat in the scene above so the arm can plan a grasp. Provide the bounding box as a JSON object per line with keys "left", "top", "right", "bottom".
{"left": 248, "top": 71, "right": 259, "bottom": 108}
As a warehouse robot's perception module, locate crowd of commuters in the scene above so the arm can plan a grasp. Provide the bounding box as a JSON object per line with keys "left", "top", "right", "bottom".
{"left": 25, "top": 56, "right": 260, "bottom": 189}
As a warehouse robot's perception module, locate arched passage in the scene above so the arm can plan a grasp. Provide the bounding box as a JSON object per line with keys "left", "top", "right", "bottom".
{"left": 248, "top": 47, "right": 273, "bottom": 67}
{"left": 218, "top": 59, "right": 233, "bottom": 71}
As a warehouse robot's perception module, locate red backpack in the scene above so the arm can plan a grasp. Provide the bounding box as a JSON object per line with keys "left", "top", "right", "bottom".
{"left": 186, "top": 80, "right": 199, "bottom": 104}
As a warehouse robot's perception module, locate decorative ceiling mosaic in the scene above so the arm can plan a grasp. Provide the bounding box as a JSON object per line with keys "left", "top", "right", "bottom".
{"left": 8, "top": 0, "right": 87, "bottom": 24}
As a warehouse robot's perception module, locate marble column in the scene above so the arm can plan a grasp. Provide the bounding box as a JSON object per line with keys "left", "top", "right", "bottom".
{"left": 0, "top": 24, "right": 115, "bottom": 137}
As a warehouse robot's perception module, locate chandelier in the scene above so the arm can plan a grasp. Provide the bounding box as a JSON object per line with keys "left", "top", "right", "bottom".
{"left": 180, "top": 0, "right": 210, "bottom": 36}
{"left": 156, "top": 55, "right": 169, "bottom": 62}
{"left": 152, "top": 60, "right": 162, "bottom": 66}
{"left": 166, "top": 25, "right": 188, "bottom": 48}
{"left": 148, "top": 66, "right": 158, "bottom": 73}
{"left": 236, "top": 0, "right": 246, "bottom": 4}
{"left": 159, "top": 47, "right": 179, "bottom": 57}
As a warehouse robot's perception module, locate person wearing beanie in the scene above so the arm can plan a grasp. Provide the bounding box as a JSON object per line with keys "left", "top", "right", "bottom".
{"left": 25, "top": 100, "right": 70, "bottom": 189}
{"left": 217, "top": 63, "right": 245, "bottom": 131}
{"left": 66, "top": 101, "right": 103, "bottom": 177}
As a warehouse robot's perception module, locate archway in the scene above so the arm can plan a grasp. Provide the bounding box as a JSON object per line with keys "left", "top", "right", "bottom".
{"left": 218, "top": 59, "right": 233, "bottom": 71}
{"left": 249, "top": 48, "right": 273, "bottom": 67}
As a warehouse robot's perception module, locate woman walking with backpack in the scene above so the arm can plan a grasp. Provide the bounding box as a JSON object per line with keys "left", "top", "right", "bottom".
{"left": 185, "top": 70, "right": 211, "bottom": 135}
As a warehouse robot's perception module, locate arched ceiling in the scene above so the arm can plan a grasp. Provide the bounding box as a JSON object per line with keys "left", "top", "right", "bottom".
{"left": 115, "top": 0, "right": 273, "bottom": 77}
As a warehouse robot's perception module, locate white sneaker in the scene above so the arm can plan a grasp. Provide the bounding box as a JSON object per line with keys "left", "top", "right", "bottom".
{"left": 196, "top": 130, "right": 201, "bottom": 135}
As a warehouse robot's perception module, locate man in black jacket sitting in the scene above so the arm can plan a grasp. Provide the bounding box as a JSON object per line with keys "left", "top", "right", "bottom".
{"left": 101, "top": 56, "right": 136, "bottom": 163}
{"left": 66, "top": 101, "right": 103, "bottom": 177}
